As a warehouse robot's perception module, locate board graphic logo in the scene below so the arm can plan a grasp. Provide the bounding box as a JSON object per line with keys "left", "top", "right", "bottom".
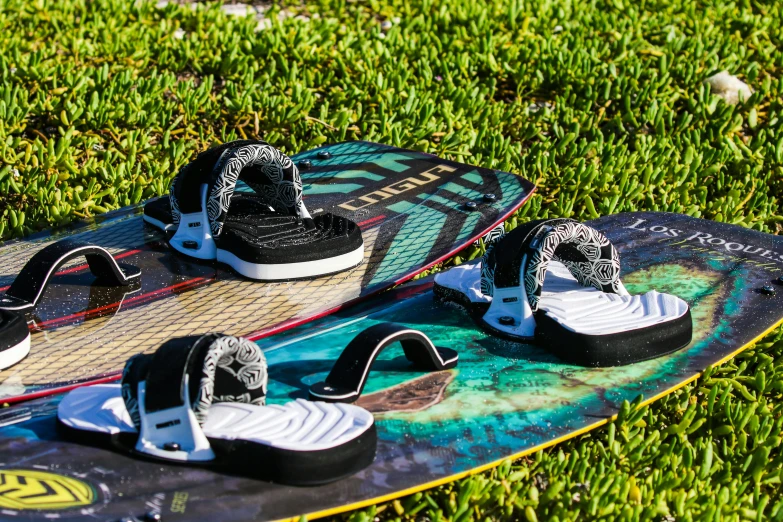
{"left": 338, "top": 164, "right": 456, "bottom": 211}
{"left": 0, "top": 469, "right": 96, "bottom": 511}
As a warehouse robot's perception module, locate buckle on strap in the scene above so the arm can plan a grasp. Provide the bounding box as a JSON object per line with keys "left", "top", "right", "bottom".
{"left": 169, "top": 184, "right": 217, "bottom": 260}
{"left": 482, "top": 252, "right": 536, "bottom": 338}
{"left": 135, "top": 379, "right": 215, "bottom": 462}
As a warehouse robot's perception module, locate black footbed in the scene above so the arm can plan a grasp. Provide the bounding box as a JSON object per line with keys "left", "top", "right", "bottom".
{"left": 217, "top": 200, "right": 363, "bottom": 265}
{"left": 143, "top": 193, "right": 256, "bottom": 230}
{"left": 145, "top": 194, "right": 362, "bottom": 270}
{"left": 0, "top": 310, "right": 28, "bottom": 353}
{"left": 56, "top": 419, "right": 377, "bottom": 486}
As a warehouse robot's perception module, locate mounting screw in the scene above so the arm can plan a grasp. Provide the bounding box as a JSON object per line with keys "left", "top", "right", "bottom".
{"left": 317, "top": 150, "right": 332, "bottom": 160}
{"left": 465, "top": 201, "right": 478, "bottom": 211}
{"left": 499, "top": 316, "right": 515, "bottom": 326}
{"left": 760, "top": 285, "right": 776, "bottom": 296}
{"left": 182, "top": 241, "right": 198, "bottom": 250}
{"left": 483, "top": 193, "right": 497, "bottom": 202}
{"left": 143, "top": 512, "right": 162, "bottom": 522}
{"left": 298, "top": 159, "right": 312, "bottom": 170}
{"left": 163, "top": 442, "right": 181, "bottom": 451}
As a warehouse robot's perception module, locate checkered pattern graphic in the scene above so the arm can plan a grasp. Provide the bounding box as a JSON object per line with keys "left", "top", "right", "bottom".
{"left": 0, "top": 226, "right": 381, "bottom": 395}
{"left": 0, "top": 142, "right": 532, "bottom": 398}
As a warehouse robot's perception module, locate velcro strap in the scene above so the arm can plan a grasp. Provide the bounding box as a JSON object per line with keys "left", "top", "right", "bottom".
{"left": 121, "top": 334, "right": 268, "bottom": 429}
{"left": 482, "top": 218, "right": 571, "bottom": 293}
{"left": 482, "top": 218, "right": 622, "bottom": 311}
{"left": 170, "top": 140, "right": 307, "bottom": 235}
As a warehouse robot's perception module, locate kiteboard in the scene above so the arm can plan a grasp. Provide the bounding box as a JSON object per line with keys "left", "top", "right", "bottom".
{"left": 0, "top": 141, "right": 534, "bottom": 403}
{"left": 0, "top": 212, "right": 780, "bottom": 521}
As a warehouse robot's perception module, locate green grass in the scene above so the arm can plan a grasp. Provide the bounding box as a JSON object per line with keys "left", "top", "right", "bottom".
{"left": 2, "top": 0, "right": 783, "bottom": 519}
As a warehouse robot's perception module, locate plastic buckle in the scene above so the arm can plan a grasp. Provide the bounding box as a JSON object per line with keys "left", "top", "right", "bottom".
{"left": 482, "top": 254, "right": 536, "bottom": 338}
{"left": 482, "top": 286, "right": 536, "bottom": 338}
{"left": 169, "top": 184, "right": 217, "bottom": 260}
{"left": 135, "top": 379, "right": 215, "bottom": 462}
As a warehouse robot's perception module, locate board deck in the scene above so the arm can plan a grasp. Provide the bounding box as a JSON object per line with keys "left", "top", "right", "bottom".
{"left": 0, "top": 141, "right": 534, "bottom": 403}
{"left": 0, "top": 212, "right": 781, "bottom": 521}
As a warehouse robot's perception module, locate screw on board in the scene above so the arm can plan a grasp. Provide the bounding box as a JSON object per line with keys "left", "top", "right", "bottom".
{"left": 299, "top": 159, "right": 312, "bottom": 170}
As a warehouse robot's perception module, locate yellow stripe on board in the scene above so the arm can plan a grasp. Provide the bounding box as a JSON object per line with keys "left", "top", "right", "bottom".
{"left": 275, "top": 315, "right": 783, "bottom": 522}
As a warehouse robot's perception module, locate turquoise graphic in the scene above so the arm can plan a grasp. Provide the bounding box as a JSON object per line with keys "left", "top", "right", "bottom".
{"left": 1, "top": 212, "right": 780, "bottom": 522}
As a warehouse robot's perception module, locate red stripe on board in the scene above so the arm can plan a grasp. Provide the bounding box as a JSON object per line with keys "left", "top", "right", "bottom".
{"left": 54, "top": 248, "right": 144, "bottom": 276}
{"left": 1, "top": 186, "right": 537, "bottom": 405}
{"left": 357, "top": 215, "right": 386, "bottom": 228}
{"left": 243, "top": 191, "right": 535, "bottom": 341}
{"left": 30, "top": 276, "right": 213, "bottom": 331}
{"left": 0, "top": 373, "right": 123, "bottom": 407}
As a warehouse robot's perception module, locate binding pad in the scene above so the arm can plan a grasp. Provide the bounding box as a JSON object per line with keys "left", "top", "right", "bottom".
{"left": 434, "top": 218, "right": 693, "bottom": 366}
{"left": 309, "top": 323, "right": 459, "bottom": 402}
{"left": 158, "top": 140, "right": 364, "bottom": 280}
{"left": 57, "top": 334, "right": 377, "bottom": 485}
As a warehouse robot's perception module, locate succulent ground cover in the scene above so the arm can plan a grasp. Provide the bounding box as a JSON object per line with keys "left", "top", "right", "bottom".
{"left": 2, "top": 0, "right": 783, "bottom": 520}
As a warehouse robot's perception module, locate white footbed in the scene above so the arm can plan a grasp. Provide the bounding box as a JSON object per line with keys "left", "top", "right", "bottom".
{"left": 0, "top": 333, "right": 31, "bottom": 371}
{"left": 58, "top": 384, "right": 374, "bottom": 452}
{"left": 434, "top": 260, "right": 689, "bottom": 336}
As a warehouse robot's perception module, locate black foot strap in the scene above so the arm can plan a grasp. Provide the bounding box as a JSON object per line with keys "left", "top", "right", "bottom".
{"left": 120, "top": 333, "right": 268, "bottom": 461}
{"left": 0, "top": 239, "right": 141, "bottom": 312}
{"left": 309, "top": 323, "right": 458, "bottom": 403}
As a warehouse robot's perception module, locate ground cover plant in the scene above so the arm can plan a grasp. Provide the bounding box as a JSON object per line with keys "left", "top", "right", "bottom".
{"left": 1, "top": 0, "right": 782, "bottom": 519}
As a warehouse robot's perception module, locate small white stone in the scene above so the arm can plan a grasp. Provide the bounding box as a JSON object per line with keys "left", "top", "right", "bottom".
{"left": 155, "top": 0, "right": 169, "bottom": 8}
{"left": 380, "top": 20, "right": 392, "bottom": 30}
{"left": 378, "top": 32, "right": 386, "bottom": 39}
{"left": 705, "top": 70, "right": 753, "bottom": 105}
{"left": 92, "top": 143, "right": 105, "bottom": 151}
{"left": 527, "top": 101, "right": 552, "bottom": 113}
{"left": 173, "top": 28, "right": 185, "bottom": 39}
{"left": 392, "top": 16, "right": 401, "bottom": 24}
{"left": 255, "top": 18, "right": 272, "bottom": 32}
{"left": 221, "top": 3, "right": 256, "bottom": 17}
{"left": 554, "top": 25, "right": 563, "bottom": 32}
{"left": 12, "top": 168, "right": 19, "bottom": 178}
